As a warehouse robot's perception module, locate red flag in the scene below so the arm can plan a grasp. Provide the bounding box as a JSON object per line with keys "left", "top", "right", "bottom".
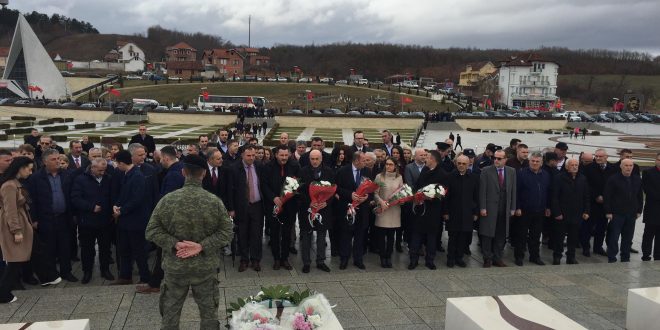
{"left": 246, "top": 96, "right": 253, "bottom": 104}
{"left": 486, "top": 99, "right": 492, "bottom": 108}
{"left": 401, "top": 96, "right": 413, "bottom": 104}
{"left": 306, "top": 91, "right": 314, "bottom": 100}
{"left": 555, "top": 99, "right": 562, "bottom": 109}
{"left": 202, "top": 90, "right": 209, "bottom": 100}
{"left": 108, "top": 88, "right": 120, "bottom": 97}
{"left": 66, "top": 62, "right": 73, "bottom": 69}
{"left": 28, "top": 85, "right": 43, "bottom": 92}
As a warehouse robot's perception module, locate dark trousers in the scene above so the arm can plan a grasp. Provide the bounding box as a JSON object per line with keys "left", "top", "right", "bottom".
{"left": 148, "top": 247, "right": 164, "bottom": 288}
{"left": 367, "top": 212, "right": 378, "bottom": 252}
{"left": 642, "top": 223, "right": 660, "bottom": 259}
{"left": 78, "top": 225, "right": 112, "bottom": 273}
{"left": 481, "top": 212, "right": 507, "bottom": 262}
{"left": 375, "top": 227, "right": 397, "bottom": 258}
{"left": 301, "top": 230, "right": 327, "bottom": 265}
{"left": 447, "top": 231, "right": 471, "bottom": 262}
{"left": 0, "top": 262, "right": 20, "bottom": 303}
{"left": 401, "top": 205, "right": 413, "bottom": 244}
{"left": 118, "top": 229, "right": 150, "bottom": 282}
{"left": 39, "top": 219, "right": 72, "bottom": 276}
{"left": 580, "top": 207, "right": 607, "bottom": 252}
{"left": 410, "top": 227, "right": 438, "bottom": 264}
{"left": 436, "top": 222, "right": 444, "bottom": 249}
{"left": 607, "top": 213, "right": 636, "bottom": 262}
{"left": 509, "top": 215, "right": 521, "bottom": 246}
{"left": 238, "top": 202, "right": 264, "bottom": 262}
{"left": 339, "top": 212, "right": 368, "bottom": 264}
{"left": 270, "top": 213, "right": 294, "bottom": 261}
{"left": 553, "top": 219, "right": 580, "bottom": 259}
{"left": 70, "top": 222, "right": 79, "bottom": 259}
{"left": 515, "top": 211, "right": 545, "bottom": 261}
{"left": 0, "top": 235, "right": 58, "bottom": 302}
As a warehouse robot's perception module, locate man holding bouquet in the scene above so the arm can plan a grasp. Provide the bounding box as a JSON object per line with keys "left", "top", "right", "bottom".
{"left": 298, "top": 150, "right": 335, "bottom": 273}
{"left": 262, "top": 145, "right": 300, "bottom": 271}
{"left": 336, "top": 152, "right": 373, "bottom": 270}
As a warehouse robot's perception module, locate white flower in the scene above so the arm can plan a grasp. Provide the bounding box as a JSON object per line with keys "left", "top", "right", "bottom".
{"left": 320, "top": 180, "right": 331, "bottom": 186}
{"left": 308, "top": 314, "right": 323, "bottom": 327}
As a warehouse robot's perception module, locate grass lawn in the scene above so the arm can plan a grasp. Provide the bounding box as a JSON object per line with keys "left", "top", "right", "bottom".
{"left": 111, "top": 82, "right": 457, "bottom": 113}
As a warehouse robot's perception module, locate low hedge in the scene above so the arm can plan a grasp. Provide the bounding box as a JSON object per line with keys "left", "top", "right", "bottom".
{"left": 51, "top": 135, "right": 68, "bottom": 142}
{"left": 0, "top": 134, "right": 7, "bottom": 141}
{"left": 43, "top": 125, "right": 69, "bottom": 132}
{"left": 0, "top": 123, "right": 10, "bottom": 130}
{"left": 7, "top": 128, "right": 33, "bottom": 135}
{"left": 64, "top": 118, "right": 74, "bottom": 122}
{"left": 37, "top": 119, "right": 54, "bottom": 125}
{"left": 591, "top": 131, "right": 600, "bottom": 136}
{"left": 11, "top": 116, "right": 36, "bottom": 121}
{"left": 74, "top": 123, "right": 96, "bottom": 129}
{"left": 15, "top": 122, "right": 33, "bottom": 128}
{"left": 466, "top": 128, "right": 480, "bottom": 132}
{"left": 51, "top": 118, "right": 65, "bottom": 123}
{"left": 154, "top": 137, "right": 182, "bottom": 144}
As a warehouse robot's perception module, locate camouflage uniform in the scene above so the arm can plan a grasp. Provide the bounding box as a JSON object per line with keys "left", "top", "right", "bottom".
{"left": 146, "top": 180, "right": 233, "bottom": 330}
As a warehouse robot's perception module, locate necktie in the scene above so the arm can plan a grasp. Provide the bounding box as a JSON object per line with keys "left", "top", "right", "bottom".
{"left": 280, "top": 164, "right": 285, "bottom": 177}
{"left": 75, "top": 158, "right": 80, "bottom": 168}
{"left": 247, "top": 166, "right": 257, "bottom": 203}
{"left": 211, "top": 167, "right": 218, "bottom": 186}
{"left": 498, "top": 168, "right": 504, "bottom": 187}
{"left": 355, "top": 169, "right": 361, "bottom": 187}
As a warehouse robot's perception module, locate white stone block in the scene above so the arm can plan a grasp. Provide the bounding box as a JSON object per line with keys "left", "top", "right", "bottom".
{"left": 445, "top": 294, "right": 586, "bottom": 330}
{"left": 627, "top": 287, "right": 660, "bottom": 330}
{"left": 0, "top": 319, "right": 90, "bottom": 330}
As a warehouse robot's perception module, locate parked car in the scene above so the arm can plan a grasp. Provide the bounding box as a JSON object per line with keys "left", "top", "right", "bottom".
{"left": 311, "top": 109, "right": 323, "bottom": 114}
{"left": 364, "top": 111, "right": 378, "bottom": 116}
{"left": 411, "top": 111, "right": 426, "bottom": 118}
{"left": 47, "top": 102, "right": 62, "bottom": 108}
{"left": 397, "top": 111, "right": 410, "bottom": 117}
{"left": 636, "top": 113, "right": 653, "bottom": 123}
{"left": 568, "top": 115, "right": 582, "bottom": 122}
{"left": 125, "top": 74, "right": 142, "bottom": 80}
{"left": 277, "top": 77, "right": 288, "bottom": 82}
{"left": 60, "top": 71, "right": 75, "bottom": 77}
{"left": 336, "top": 80, "right": 348, "bottom": 85}
{"left": 287, "top": 109, "right": 303, "bottom": 115}
{"left": 372, "top": 81, "right": 384, "bottom": 86}
{"left": 168, "top": 76, "right": 182, "bottom": 81}
{"left": 170, "top": 106, "right": 183, "bottom": 111}
{"left": 357, "top": 79, "right": 369, "bottom": 85}
{"left": 149, "top": 75, "right": 163, "bottom": 81}
{"left": 378, "top": 111, "right": 394, "bottom": 116}
{"left": 319, "top": 77, "right": 333, "bottom": 83}
{"left": 596, "top": 114, "right": 612, "bottom": 122}
{"left": 80, "top": 103, "right": 97, "bottom": 108}
{"left": 0, "top": 98, "right": 19, "bottom": 105}
{"left": 14, "top": 99, "right": 31, "bottom": 105}
{"left": 621, "top": 113, "right": 638, "bottom": 122}
{"left": 347, "top": 111, "right": 361, "bottom": 116}
{"left": 298, "top": 77, "right": 313, "bottom": 83}
{"left": 324, "top": 108, "right": 344, "bottom": 115}
{"left": 106, "top": 74, "right": 118, "bottom": 78}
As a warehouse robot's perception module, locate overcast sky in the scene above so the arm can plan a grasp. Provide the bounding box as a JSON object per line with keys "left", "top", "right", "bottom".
{"left": 9, "top": 0, "right": 660, "bottom": 55}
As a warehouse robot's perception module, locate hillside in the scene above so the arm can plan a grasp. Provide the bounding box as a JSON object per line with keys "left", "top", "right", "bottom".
{"left": 559, "top": 74, "right": 660, "bottom": 111}
{"left": 43, "top": 33, "right": 165, "bottom": 61}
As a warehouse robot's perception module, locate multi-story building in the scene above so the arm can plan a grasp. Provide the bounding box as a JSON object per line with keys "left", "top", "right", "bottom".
{"left": 201, "top": 48, "right": 244, "bottom": 77}
{"left": 116, "top": 41, "right": 145, "bottom": 72}
{"left": 165, "top": 42, "right": 201, "bottom": 78}
{"left": 497, "top": 53, "right": 559, "bottom": 109}
{"left": 458, "top": 61, "right": 496, "bottom": 87}
{"left": 166, "top": 42, "right": 197, "bottom": 62}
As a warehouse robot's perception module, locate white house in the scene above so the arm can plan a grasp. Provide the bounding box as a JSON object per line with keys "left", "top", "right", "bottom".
{"left": 497, "top": 53, "right": 559, "bottom": 110}
{"left": 117, "top": 42, "right": 145, "bottom": 72}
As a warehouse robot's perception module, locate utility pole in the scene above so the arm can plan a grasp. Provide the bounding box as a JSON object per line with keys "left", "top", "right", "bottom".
{"left": 248, "top": 15, "right": 251, "bottom": 48}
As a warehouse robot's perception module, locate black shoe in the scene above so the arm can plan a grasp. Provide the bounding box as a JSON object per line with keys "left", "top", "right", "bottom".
{"left": 464, "top": 249, "right": 472, "bottom": 256}
{"left": 567, "top": 258, "right": 579, "bottom": 265}
{"left": 631, "top": 247, "right": 639, "bottom": 254}
{"left": 71, "top": 256, "right": 80, "bottom": 262}
{"left": 552, "top": 257, "right": 561, "bottom": 265}
{"left": 408, "top": 260, "right": 418, "bottom": 270}
{"left": 437, "top": 245, "right": 445, "bottom": 252}
{"left": 101, "top": 270, "right": 115, "bottom": 281}
{"left": 81, "top": 272, "right": 92, "bottom": 284}
{"left": 594, "top": 248, "right": 607, "bottom": 256}
{"left": 289, "top": 247, "right": 298, "bottom": 255}
{"left": 385, "top": 258, "right": 393, "bottom": 268}
{"left": 316, "top": 263, "right": 331, "bottom": 272}
{"left": 582, "top": 250, "right": 591, "bottom": 257}
{"left": 515, "top": 259, "right": 523, "bottom": 266}
{"left": 380, "top": 258, "right": 388, "bottom": 268}
{"left": 395, "top": 243, "right": 403, "bottom": 253}
{"left": 456, "top": 259, "right": 467, "bottom": 268}
{"left": 62, "top": 273, "right": 79, "bottom": 282}
{"left": 22, "top": 276, "right": 39, "bottom": 286}
{"left": 446, "top": 260, "right": 455, "bottom": 268}
{"left": 302, "top": 265, "right": 310, "bottom": 273}
{"left": 530, "top": 258, "right": 545, "bottom": 266}
{"left": 339, "top": 260, "right": 348, "bottom": 270}
{"left": 425, "top": 262, "right": 436, "bottom": 270}
{"left": 642, "top": 256, "right": 652, "bottom": 261}
{"left": 353, "top": 262, "right": 366, "bottom": 270}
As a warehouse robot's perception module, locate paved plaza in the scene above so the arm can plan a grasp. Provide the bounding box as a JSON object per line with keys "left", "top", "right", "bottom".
{"left": 1, "top": 221, "right": 659, "bottom": 329}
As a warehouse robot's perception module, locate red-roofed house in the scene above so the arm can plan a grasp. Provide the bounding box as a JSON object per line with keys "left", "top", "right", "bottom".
{"left": 165, "top": 42, "right": 201, "bottom": 78}
{"left": 166, "top": 42, "right": 197, "bottom": 62}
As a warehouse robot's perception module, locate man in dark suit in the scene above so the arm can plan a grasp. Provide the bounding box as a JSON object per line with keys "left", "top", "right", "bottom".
{"left": 604, "top": 159, "right": 643, "bottom": 263}
{"left": 554, "top": 142, "right": 569, "bottom": 171}
{"left": 216, "top": 129, "right": 230, "bottom": 154}
{"left": 614, "top": 149, "right": 641, "bottom": 177}
{"left": 408, "top": 150, "right": 447, "bottom": 270}
{"left": 68, "top": 140, "right": 90, "bottom": 170}
{"left": 129, "top": 125, "right": 156, "bottom": 161}
{"left": 298, "top": 150, "right": 334, "bottom": 273}
{"left": 335, "top": 151, "right": 372, "bottom": 270}
{"left": 349, "top": 131, "right": 371, "bottom": 154}
{"left": 231, "top": 145, "right": 267, "bottom": 272}
{"left": 478, "top": 150, "right": 516, "bottom": 268}
{"left": 202, "top": 148, "right": 233, "bottom": 212}
{"left": 112, "top": 150, "right": 151, "bottom": 284}
{"left": 551, "top": 159, "right": 590, "bottom": 265}
{"left": 381, "top": 130, "right": 395, "bottom": 156}
{"left": 28, "top": 149, "right": 78, "bottom": 282}
{"left": 403, "top": 148, "right": 426, "bottom": 248}
{"left": 641, "top": 152, "right": 660, "bottom": 261}
{"left": 443, "top": 155, "right": 479, "bottom": 268}
{"left": 24, "top": 128, "right": 40, "bottom": 149}
{"left": 582, "top": 148, "right": 616, "bottom": 256}
{"left": 436, "top": 142, "right": 455, "bottom": 174}
{"left": 299, "top": 137, "right": 332, "bottom": 168}
{"left": 71, "top": 158, "right": 115, "bottom": 284}
{"left": 222, "top": 140, "right": 240, "bottom": 167}
{"left": 262, "top": 145, "right": 300, "bottom": 270}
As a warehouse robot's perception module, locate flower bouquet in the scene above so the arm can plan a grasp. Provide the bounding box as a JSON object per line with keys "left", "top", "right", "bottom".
{"left": 307, "top": 181, "right": 337, "bottom": 229}
{"left": 346, "top": 178, "right": 381, "bottom": 225}
{"left": 273, "top": 177, "right": 301, "bottom": 217}
{"left": 412, "top": 183, "right": 447, "bottom": 216}
{"left": 373, "top": 184, "right": 414, "bottom": 214}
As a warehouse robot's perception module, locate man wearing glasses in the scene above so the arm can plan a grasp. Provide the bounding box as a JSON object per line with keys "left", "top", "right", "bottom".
{"left": 129, "top": 125, "right": 156, "bottom": 162}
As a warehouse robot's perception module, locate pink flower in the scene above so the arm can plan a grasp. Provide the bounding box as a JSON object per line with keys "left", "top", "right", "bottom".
{"left": 292, "top": 313, "right": 312, "bottom": 330}
{"left": 306, "top": 307, "right": 314, "bottom": 315}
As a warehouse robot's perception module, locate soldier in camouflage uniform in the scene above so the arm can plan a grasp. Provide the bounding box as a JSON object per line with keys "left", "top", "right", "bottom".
{"left": 146, "top": 155, "right": 233, "bottom": 330}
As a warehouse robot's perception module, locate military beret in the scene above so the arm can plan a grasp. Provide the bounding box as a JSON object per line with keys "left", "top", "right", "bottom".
{"left": 182, "top": 154, "right": 207, "bottom": 169}
{"left": 463, "top": 149, "right": 476, "bottom": 158}
{"left": 115, "top": 150, "right": 132, "bottom": 165}
{"left": 435, "top": 142, "right": 450, "bottom": 151}
{"left": 486, "top": 144, "right": 502, "bottom": 153}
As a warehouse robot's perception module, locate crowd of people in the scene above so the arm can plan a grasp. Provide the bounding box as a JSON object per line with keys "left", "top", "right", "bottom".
{"left": 0, "top": 124, "right": 658, "bottom": 317}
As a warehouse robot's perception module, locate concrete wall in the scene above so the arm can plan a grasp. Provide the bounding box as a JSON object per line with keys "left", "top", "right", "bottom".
{"left": 455, "top": 118, "right": 566, "bottom": 130}
{"left": 276, "top": 115, "right": 424, "bottom": 129}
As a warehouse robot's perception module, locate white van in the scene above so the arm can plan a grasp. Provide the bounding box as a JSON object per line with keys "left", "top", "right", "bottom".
{"left": 358, "top": 78, "right": 369, "bottom": 85}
